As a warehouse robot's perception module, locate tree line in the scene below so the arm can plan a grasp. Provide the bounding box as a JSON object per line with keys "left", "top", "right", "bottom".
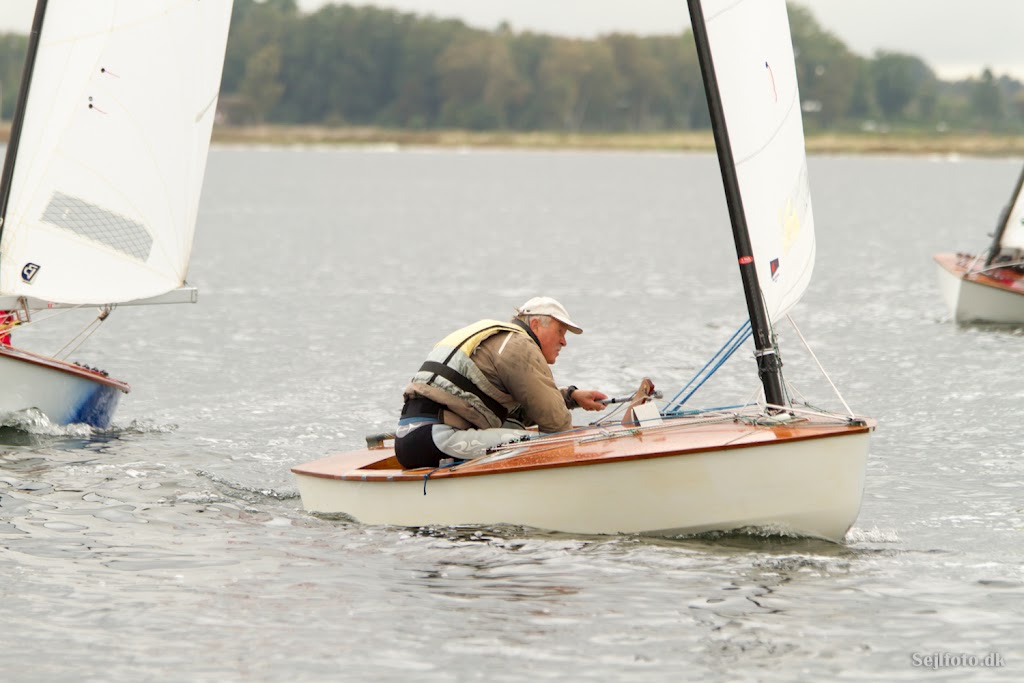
{"left": 1, "top": 0, "right": 1022, "bottom": 134}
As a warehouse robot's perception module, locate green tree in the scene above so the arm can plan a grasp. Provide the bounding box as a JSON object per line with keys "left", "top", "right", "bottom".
{"left": 223, "top": 0, "right": 299, "bottom": 95}
{"left": 970, "top": 68, "right": 1007, "bottom": 128}
{"left": 647, "top": 34, "right": 703, "bottom": 129}
{"left": 237, "top": 45, "right": 285, "bottom": 123}
{"left": 275, "top": 5, "right": 408, "bottom": 123}
{"left": 533, "top": 39, "right": 619, "bottom": 131}
{"left": 870, "top": 51, "right": 936, "bottom": 121}
{"left": 846, "top": 60, "right": 880, "bottom": 121}
{"left": 1013, "top": 90, "right": 1024, "bottom": 123}
{"left": 0, "top": 34, "right": 29, "bottom": 120}
{"left": 386, "top": 17, "right": 466, "bottom": 127}
{"left": 606, "top": 34, "right": 670, "bottom": 130}
{"left": 503, "top": 31, "right": 555, "bottom": 129}
{"left": 436, "top": 33, "right": 528, "bottom": 129}
{"left": 788, "top": 4, "right": 860, "bottom": 127}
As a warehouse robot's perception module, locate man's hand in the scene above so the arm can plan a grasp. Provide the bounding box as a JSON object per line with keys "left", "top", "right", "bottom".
{"left": 571, "top": 389, "right": 609, "bottom": 411}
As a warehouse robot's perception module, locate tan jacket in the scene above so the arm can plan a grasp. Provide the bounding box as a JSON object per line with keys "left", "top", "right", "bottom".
{"left": 404, "top": 323, "right": 573, "bottom": 433}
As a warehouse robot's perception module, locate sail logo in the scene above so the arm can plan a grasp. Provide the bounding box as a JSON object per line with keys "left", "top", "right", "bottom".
{"left": 780, "top": 198, "right": 802, "bottom": 253}
{"left": 770, "top": 258, "right": 781, "bottom": 281}
{"left": 21, "top": 263, "right": 40, "bottom": 283}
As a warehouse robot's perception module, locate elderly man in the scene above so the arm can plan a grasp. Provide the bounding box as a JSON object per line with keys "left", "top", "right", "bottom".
{"left": 395, "top": 296, "right": 608, "bottom": 469}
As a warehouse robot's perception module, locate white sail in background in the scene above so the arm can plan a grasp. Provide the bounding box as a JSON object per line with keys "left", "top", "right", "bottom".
{"left": 0, "top": 1, "right": 233, "bottom": 304}
{"left": 702, "top": 0, "right": 815, "bottom": 322}
{"left": 996, "top": 171, "right": 1024, "bottom": 251}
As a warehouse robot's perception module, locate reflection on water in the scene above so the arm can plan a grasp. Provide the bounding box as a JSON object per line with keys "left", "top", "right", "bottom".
{"left": 1, "top": 150, "right": 1023, "bottom": 681}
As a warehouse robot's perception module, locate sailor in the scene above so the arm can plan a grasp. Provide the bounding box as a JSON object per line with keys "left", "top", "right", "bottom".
{"left": 395, "top": 296, "right": 608, "bottom": 469}
{"left": 0, "top": 310, "right": 14, "bottom": 346}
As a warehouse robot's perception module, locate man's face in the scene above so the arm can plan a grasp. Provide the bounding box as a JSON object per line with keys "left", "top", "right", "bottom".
{"left": 530, "top": 317, "right": 568, "bottom": 364}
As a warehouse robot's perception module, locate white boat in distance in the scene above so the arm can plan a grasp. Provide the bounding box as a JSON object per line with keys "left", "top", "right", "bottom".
{"left": 0, "top": 1, "right": 234, "bottom": 427}
{"left": 292, "top": 0, "right": 874, "bottom": 543}
{"left": 934, "top": 164, "right": 1024, "bottom": 324}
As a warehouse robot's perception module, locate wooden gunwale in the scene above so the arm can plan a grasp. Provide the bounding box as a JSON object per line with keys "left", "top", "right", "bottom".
{"left": 291, "top": 416, "right": 875, "bottom": 483}
{"left": 934, "top": 252, "right": 1024, "bottom": 294}
{"left": 0, "top": 344, "right": 130, "bottom": 392}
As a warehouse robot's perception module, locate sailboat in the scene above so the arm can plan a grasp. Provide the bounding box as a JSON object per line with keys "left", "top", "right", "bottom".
{"left": 0, "top": 2, "right": 234, "bottom": 427}
{"left": 934, "top": 164, "right": 1024, "bottom": 324}
{"left": 291, "top": 0, "right": 874, "bottom": 543}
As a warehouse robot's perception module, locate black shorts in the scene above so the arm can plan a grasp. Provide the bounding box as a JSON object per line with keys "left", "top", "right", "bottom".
{"left": 394, "top": 422, "right": 447, "bottom": 469}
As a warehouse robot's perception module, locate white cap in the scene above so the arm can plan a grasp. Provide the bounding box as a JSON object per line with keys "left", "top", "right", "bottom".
{"left": 515, "top": 296, "right": 583, "bottom": 334}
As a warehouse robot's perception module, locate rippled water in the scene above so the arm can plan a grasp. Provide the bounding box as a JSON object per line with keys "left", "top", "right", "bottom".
{"left": 1, "top": 148, "right": 1021, "bottom": 682}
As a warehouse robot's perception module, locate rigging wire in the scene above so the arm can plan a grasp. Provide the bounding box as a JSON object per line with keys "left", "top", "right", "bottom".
{"left": 784, "top": 312, "right": 854, "bottom": 417}
{"left": 4, "top": 302, "right": 84, "bottom": 331}
{"left": 967, "top": 255, "right": 1024, "bottom": 274}
{"left": 54, "top": 306, "right": 113, "bottom": 360}
{"left": 596, "top": 306, "right": 859, "bottom": 431}
{"left": 662, "top": 319, "right": 753, "bottom": 414}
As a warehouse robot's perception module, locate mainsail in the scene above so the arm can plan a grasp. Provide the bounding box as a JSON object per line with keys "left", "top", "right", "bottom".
{"left": 0, "top": 1, "right": 233, "bottom": 305}
{"left": 700, "top": 0, "right": 816, "bottom": 322}
{"left": 989, "top": 165, "right": 1024, "bottom": 257}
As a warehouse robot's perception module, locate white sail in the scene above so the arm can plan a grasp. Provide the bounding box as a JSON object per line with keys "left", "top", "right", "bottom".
{"left": 996, "top": 169, "right": 1024, "bottom": 251}
{"left": 702, "top": 0, "right": 815, "bottom": 322}
{"left": 0, "top": 1, "right": 233, "bottom": 304}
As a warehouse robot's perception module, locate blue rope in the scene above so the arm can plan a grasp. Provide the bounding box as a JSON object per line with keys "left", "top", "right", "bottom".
{"left": 422, "top": 459, "right": 466, "bottom": 495}
{"left": 663, "top": 320, "right": 752, "bottom": 414}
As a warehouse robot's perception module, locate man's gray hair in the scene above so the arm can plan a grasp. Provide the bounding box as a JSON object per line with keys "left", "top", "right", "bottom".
{"left": 516, "top": 313, "right": 555, "bottom": 328}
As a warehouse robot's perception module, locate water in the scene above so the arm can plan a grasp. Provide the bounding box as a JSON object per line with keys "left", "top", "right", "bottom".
{"left": 1, "top": 148, "right": 1022, "bottom": 682}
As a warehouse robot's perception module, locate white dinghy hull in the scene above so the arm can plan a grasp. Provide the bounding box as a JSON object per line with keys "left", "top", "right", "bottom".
{"left": 294, "top": 417, "right": 872, "bottom": 543}
{"left": 0, "top": 346, "right": 128, "bottom": 427}
{"left": 934, "top": 253, "right": 1024, "bottom": 324}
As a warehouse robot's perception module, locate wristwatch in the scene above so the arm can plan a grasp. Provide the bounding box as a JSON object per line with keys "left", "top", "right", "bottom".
{"left": 565, "top": 385, "right": 579, "bottom": 408}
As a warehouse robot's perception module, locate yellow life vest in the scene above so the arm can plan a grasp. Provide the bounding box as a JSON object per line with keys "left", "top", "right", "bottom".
{"left": 410, "top": 319, "right": 529, "bottom": 427}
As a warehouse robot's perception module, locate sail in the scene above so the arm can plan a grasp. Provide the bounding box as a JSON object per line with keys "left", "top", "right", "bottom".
{"left": 0, "top": 1, "right": 233, "bottom": 304}
{"left": 995, "top": 165, "right": 1024, "bottom": 251}
{"left": 701, "top": 0, "right": 815, "bottom": 322}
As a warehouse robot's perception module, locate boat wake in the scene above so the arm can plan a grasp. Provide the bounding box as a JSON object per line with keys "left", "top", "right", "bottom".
{"left": 0, "top": 410, "right": 179, "bottom": 439}
{"left": 196, "top": 467, "right": 301, "bottom": 504}
{"left": 0, "top": 408, "right": 94, "bottom": 437}
{"left": 112, "top": 419, "right": 180, "bottom": 435}
{"left": 844, "top": 526, "right": 902, "bottom": 544}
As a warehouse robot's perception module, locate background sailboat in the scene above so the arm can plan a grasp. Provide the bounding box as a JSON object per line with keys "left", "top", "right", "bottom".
{"left": 0, "top": 1, "right": 234, "bottom": 427}
{"left": 291, "top": 0, "right": 873, "bottom": 543}
{"left": 934, "top": 164, "right": 1024, "bottom": 324}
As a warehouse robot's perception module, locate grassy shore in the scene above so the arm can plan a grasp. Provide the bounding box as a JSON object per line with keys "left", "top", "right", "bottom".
{"left": 209, "top": 125, "right": 1024, "bottom": 156}
{"left": 207, "top": 125, "right": 1024, "bottom": 156}
{"left": 3, "top": 122, "right": 1023, "bottom": 156}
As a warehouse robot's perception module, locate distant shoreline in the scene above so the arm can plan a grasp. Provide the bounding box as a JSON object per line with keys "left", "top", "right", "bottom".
{"left": 214, "top": 126, "right": 1024, "bottom": 157}
{"left": 3, "top": 123, "right": 1024, "bottom": 156}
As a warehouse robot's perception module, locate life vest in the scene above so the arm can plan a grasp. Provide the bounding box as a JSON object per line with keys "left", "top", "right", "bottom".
{"left": 0, "top": 310, "right": 13, "bottom": 346}
{"left": 409, "top": 319, "right": 530, "bottom": 428}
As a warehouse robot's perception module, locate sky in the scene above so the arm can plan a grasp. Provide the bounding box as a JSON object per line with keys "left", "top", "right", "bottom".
{"left": 1, "top": 1, "right": 1022, "bottom": 80}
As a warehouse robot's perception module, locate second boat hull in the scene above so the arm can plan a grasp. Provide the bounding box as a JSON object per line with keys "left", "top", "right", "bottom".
{"left": 934, "top": 252, "right": 1024, "bottom": 324}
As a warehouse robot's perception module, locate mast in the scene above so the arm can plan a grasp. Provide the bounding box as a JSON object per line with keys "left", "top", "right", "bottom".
{"left": 0, "top": 0, "right": 48, "bottom": 242}
{"left": 687, "top": 0, "right": 787, "bottom": 407}
{"left": 984, "top": 163, "right": 1024, "bottom": 267}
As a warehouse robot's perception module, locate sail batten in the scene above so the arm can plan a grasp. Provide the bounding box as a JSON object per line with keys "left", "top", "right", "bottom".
{"left": 0, "top": 0, "right": 233, "bottom": 305}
